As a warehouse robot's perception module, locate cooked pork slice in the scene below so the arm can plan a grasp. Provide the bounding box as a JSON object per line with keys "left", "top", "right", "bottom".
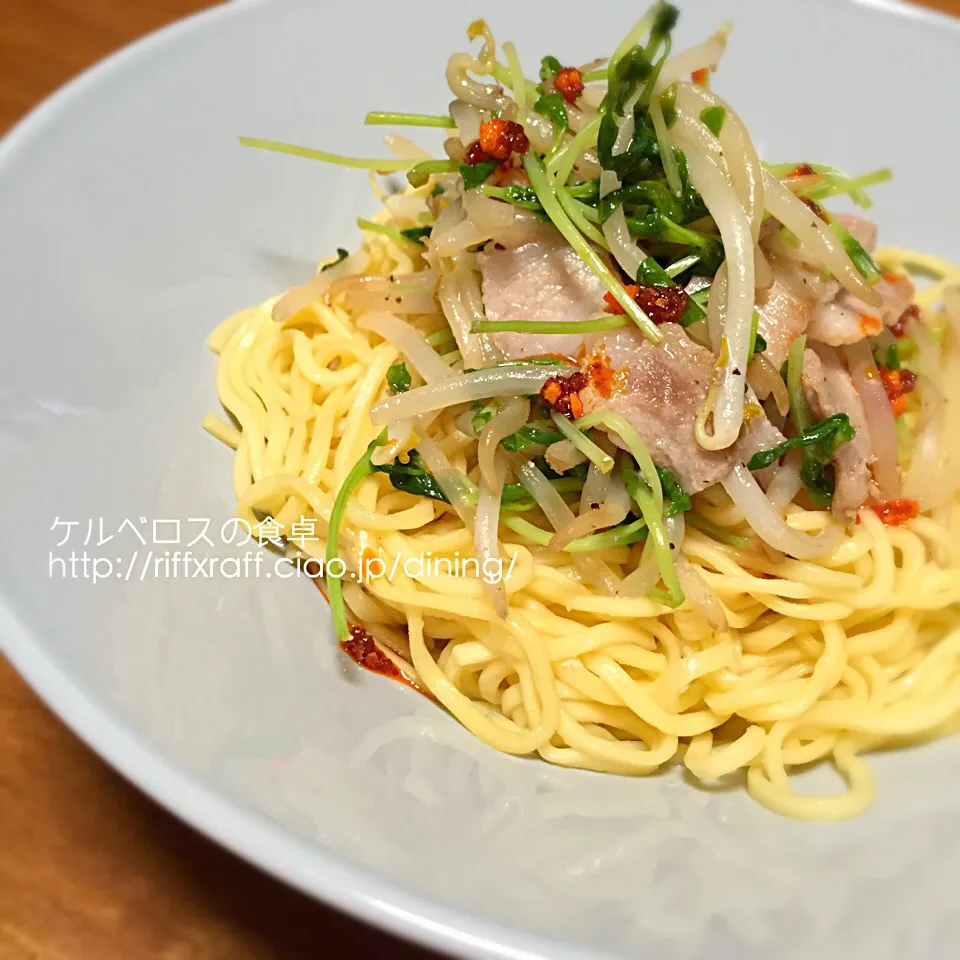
{"left": 477, "top": 236, "right": 608, "bottom": 361}
{"left": 575, "top": 324, "right": 779, "bottom": 493}
{"left": 832, "top": 214, "right": 878, "bottom": 253}
{"left": 577, "top": 325, "right": 733, "bottom": 492}
{"left": 754, "top": 257, "right": 829, "bottom": 368}
{"left": 801, "top": 346, "right": 873, "bottom": 517}
{"left": 757, "top": 235, "right": 914, "bottom": 357}
{"left": 736, "top": 407, "right": 787, "bottom": 467}
{"left": 756, "top": 259, "right": 817, "bottom": 370}
{"left": 806, "top": 272, "right": 915, "bottom": 347}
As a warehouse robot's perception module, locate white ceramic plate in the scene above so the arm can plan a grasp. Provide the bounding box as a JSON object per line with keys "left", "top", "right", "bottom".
{"left": 2, "top": 1, "right": 959, "bottom": 957}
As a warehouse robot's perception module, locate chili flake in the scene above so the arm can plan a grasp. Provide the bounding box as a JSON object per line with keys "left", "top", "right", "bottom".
{"left": 539, "top": 371, "right": 588, "bottom": 420}
{"left": 478, "top": 118, "right": 529, "bottom": 161}
{"left": 463, "top": 141, "right": 491, "bottom": 166}
{"left": 554, "top": 67, "right": 584, "bottom": 104}
{"left": 636, "top": 285, "right": 691, "bottom": 325}
{"left": 342, "top": 624, "right": 402, "bottom": 679}
{"left": 789, "top": 163, "right": 816, "bottom": 178}
{"left": 691, "top": 67, "right": 710, "bottom": 86}
{"left": 585, "top": 352, "right": 615, "bottom": 398}
{"left": 602, "top": 285, "right": 639, "bottom": 315}
{"left": 878, "top": 366, "right": 917, "bottom": 417}
{"left": 890, "top": 303, "right": 920, "bottom": 339}
{"left": 603, "top": 284, "right": 690, "bottom": 325}
{"left": 871, "top": 499, "right": 919, "bottom": 526}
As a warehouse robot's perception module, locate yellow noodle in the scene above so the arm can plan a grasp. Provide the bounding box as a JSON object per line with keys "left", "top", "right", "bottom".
{"left": 205, "top": 213, "right": 960, "bottom": 821}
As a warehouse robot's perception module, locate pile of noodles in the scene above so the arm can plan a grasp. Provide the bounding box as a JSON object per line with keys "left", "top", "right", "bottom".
{"left": 205, "top": 10, "right": 960, "bottom": 820}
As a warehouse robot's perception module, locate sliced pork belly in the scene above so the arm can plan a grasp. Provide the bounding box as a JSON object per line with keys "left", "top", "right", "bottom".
{"left": 737, "top": 408, "right": 788, "bottom": 467}
{"left": 801, "top": 345, "right": 873, "bottom": 517}
{"left": 477, "top": 236, "right": 606, "bottom": 360}
{"left": 806, "top": 272, "right": 914, "bottom": 347}
{"left": 575, "top": 325, "right": 784, "bottom": 494}
{"left": 577, "top": 325, "right": 732, "bottom": 492}
{"left": 754, "top": 257, "right": 826, "bottom": 367}
{"left": 756, "top": 239, "right": 914, "bottom": 359}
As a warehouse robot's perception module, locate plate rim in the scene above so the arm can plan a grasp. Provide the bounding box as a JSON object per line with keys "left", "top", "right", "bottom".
{"left": 1, "top": 2, "right": 959, "bottom": 959}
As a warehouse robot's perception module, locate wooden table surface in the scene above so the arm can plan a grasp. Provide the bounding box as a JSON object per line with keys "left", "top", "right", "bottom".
{"left": 0, "top": 0, "right": 957, "bottom": 958}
